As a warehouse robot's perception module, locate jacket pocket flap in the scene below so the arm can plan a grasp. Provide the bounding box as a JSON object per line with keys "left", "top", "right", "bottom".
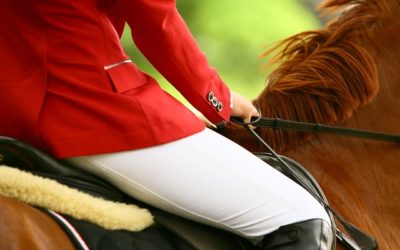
{"left": 105, "top": 61, "right": 148, "bottom": 93}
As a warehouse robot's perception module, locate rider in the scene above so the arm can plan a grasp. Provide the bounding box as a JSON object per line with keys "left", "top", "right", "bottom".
{"left": 0, "top": 0, "right": 333, "bottom": 249}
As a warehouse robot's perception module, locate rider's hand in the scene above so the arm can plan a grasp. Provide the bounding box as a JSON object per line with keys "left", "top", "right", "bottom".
{"left": 230, "top": 91, "right": 259, "bottom": 127}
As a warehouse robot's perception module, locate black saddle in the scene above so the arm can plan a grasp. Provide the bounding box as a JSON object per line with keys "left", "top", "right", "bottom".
{"left": 0, "top": 136, "right": 330, "bottom": 250}
{"left": 0, "top": 136, "right": 255, "bottom": 250}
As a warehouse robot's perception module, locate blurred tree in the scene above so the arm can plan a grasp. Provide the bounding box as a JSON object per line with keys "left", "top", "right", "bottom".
{"left": 121, "top": 0, "right": 321, "bottom": 104}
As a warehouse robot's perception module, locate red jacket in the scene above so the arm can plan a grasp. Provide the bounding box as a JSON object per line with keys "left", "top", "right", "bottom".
{"left": 0, "top": 0, "right": 231, "bottom": 158}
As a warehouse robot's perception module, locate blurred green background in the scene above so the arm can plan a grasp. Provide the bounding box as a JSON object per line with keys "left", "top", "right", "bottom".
{"left": 121, "top": 0, "right": 322, "bottom": 104}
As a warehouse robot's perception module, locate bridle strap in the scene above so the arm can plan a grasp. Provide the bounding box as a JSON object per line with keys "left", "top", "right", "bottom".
{"left": 250, "top": 117, "right": 400, "bottom": 143}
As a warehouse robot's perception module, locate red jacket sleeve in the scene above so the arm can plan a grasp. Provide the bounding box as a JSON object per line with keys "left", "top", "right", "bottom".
{"left": 106, "top": 3, "right": 126, "bottom": 38}
{"left": 117, "top": 0, "right": 232, "bottom": 125}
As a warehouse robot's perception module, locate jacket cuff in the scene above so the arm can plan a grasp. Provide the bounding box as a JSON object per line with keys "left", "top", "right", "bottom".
{"left": 203, "top": 82, "right": 232, "bottom": 125}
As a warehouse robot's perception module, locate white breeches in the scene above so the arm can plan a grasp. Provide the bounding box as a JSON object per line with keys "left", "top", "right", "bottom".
{"left": 65, "top": 128, "right": 330, "bottom": 240}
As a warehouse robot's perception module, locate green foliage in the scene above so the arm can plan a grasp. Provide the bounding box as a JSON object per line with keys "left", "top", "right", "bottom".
{"left": 121, "top": 0, "right": 321, "bottom": 104}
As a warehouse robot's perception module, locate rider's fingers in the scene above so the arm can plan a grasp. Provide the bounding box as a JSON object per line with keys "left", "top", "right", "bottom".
{"left": 242, "top": 106, "right": 259, "bottom": 129}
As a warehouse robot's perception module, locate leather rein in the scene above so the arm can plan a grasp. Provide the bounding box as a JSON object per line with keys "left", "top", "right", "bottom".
{"left": 235, "top": 116, "right": 400, "bottom": 143}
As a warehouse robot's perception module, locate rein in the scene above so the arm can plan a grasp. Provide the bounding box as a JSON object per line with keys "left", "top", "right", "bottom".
{"left": 230, "top": 116, "right": 381, "bottom": 250}
{"left": 240, "top": 117, "right": 400, "bottom": 143}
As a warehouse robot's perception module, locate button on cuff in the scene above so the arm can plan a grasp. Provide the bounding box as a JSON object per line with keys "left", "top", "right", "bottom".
{"left": 211, "top": 97, "right": 218, "bottom": 107}
{"left": 217, "top": 102, "right": 223, "bottom": 112}
{"left": 207, "top": 92, "right": 214, "bottom": 102}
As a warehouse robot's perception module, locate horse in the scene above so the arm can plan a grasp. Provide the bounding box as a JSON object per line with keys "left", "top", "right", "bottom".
{"left": 221, "top": 0, "right": 400, "bottom": 249}
{"left": 0, "top": 195, "right": 75, "bottom": 250}
{"left": 1, "top": 0, "right": 399, "bottom": 249}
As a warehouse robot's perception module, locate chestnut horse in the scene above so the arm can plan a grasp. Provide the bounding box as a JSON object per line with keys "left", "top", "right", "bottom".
{"left": 1, "top": 0, "right": 399, "bottom": 249}
{"left": 223, "top": 0, "right": 400, "bottom": 249}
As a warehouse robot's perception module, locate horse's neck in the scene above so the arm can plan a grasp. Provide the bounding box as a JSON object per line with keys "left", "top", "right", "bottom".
{"left": 342, "top": 20, "right": 400, "bottom": 133}
{"left": 345, "top": 5, "right": 400, "bottom": 145}
{"left": 285, "top": 24, "right": 400, "bottom": 247}
{"left": 221, "top": 7, "right": 400, "bottom": 154}
{"left": 277, "top": 18, "right": 400, "bottom": 154}
{"left": 286, "top": 20, "right": 400, "bottom": 160}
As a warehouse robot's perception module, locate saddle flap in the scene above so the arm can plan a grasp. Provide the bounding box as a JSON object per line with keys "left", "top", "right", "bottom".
{"left": 153, "top": 210, "right": 255, "bottom": 250}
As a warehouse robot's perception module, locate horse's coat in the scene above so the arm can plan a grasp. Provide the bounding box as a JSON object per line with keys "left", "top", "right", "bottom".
{"left": 0, "top": 195, "right": 75, "bottom": 250}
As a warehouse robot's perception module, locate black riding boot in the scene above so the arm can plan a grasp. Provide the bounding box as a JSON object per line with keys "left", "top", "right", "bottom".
{"left": 258, "top": 219, "right": 334, "bottom": 250}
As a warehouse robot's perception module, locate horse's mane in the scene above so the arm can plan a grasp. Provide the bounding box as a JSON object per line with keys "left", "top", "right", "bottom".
{"left": 254, "top": 0, "right": 399, "bottom": 153}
